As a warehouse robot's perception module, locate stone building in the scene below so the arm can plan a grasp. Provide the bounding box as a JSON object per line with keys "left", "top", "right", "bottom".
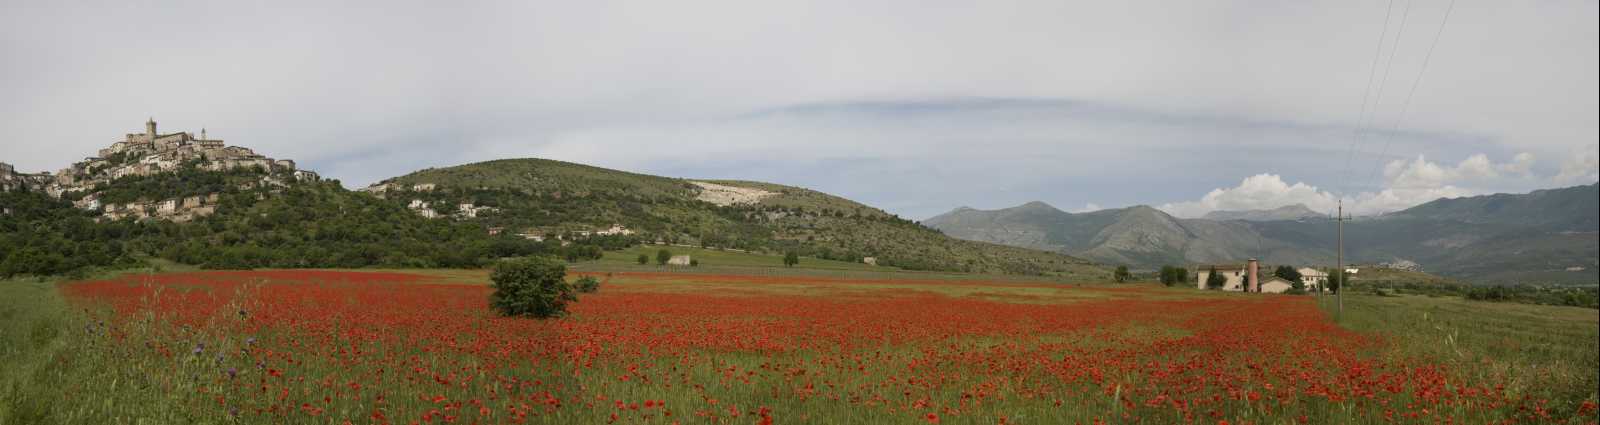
{"left": 1195, "top": 264, "right": 1249, "bottom": 291}
{"left": 1259, "top": 277, "right": 1295, "bottom": 294}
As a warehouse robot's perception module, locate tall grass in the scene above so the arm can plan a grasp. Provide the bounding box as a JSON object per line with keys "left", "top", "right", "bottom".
{"left": 1322, "top": 293, "right": 1600, "bottom": 418}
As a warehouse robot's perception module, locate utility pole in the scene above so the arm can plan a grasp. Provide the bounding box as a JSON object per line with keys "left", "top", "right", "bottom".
{"left": 1335, "top": 199, "right": 1345, "bottom": 319}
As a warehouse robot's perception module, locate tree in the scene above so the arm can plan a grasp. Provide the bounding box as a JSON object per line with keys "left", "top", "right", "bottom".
{"left": 573, "top": 275, "right": 601, "bottom": 293}
{"left": 689, "top": 258, "right": 699, "bottom": 267}
{"left": 1327, "top": 269, "right": 1346, "bottom": 294}
{"left": 1113, "top": 265, "right": 1132, "bottom": 283}
{"left": 1273, "top": 265, "right": 1303, "bottom": 285}
{"left": 783, "top": 252, "right": 800, "bottom": 267}
{"left": 489, "top": 257, "right": 576, "bottom": 318}
{"left": 1158, "top": 265, "right": 1186, "bottom": 286}
{"left": 636, "top": 253, "right": 648, "bottom": 265}
{"left": 1205, "top": 265, "right": 1226, "bottom": 289}
{"left": 656, "top": 249, "right": 672, "bottom": 266}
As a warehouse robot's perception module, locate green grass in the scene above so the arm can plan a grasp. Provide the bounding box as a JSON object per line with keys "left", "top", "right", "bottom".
{"left": 1321, "top": 293, "right": 1599, "bottom": 415}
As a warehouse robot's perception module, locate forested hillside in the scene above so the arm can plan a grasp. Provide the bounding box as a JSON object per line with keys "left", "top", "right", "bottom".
{"left": 370, "top": 158, "right": 1105, "bottom": 276}
{"left": 0, "top": 169, "right": 596, "bottom": 277}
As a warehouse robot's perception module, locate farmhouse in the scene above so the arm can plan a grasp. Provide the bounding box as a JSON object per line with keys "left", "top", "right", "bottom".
{"left": 1298, "top": 267, "right": 1329, "bottom": 292}
{"left": 595, "top": 224, "right": 634, "bottom": 236}
{"left": 1259, "top": 276, "right": 1295, "bottom": 294}
{"left": 667, "top": 255, "right": 692, "bottom": 266}
{"left": 1195, "top": 264, "right": 1249, "bottom": 291}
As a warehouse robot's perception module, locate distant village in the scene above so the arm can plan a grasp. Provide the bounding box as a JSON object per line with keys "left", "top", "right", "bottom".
{"left": 0, "top": 118, "right": 317, "bottom": 222}
{"left": 361, "top": 181, "right": 638, "bottom": 243}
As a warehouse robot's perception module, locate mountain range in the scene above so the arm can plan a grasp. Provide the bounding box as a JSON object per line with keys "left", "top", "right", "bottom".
{"left": 1201, "top": 204, "right": 1322, "bottom": 221}
{"left": 924, "top": 184, "right": 1599, "bottom": 284}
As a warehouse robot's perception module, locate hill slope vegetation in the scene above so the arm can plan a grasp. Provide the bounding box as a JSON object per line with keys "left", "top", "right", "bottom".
{"left": 367, "top": 158, "right": 1104, "bottom": 277}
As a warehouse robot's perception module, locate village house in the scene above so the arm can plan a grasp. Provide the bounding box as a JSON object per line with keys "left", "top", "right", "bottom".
{"left": 1298, "top": 267, "right": 1329, "bottom": 292}
{"left": 595, "top": 224, "right": 634, "bottom": 236}
{"left": 667, "top": 255, "right": 693, "bottom": 266}
{"left": 517, "top": 232, "right": 546, "bottom": 242}
{"left": 156, "top": 199, "right": 178, "bottom": 214}
{"left": 1195, "top": 264, "right": 1249, "bottom": 291}
{"left": 1259, "top": 276, "right": 1295, "bottom": 294}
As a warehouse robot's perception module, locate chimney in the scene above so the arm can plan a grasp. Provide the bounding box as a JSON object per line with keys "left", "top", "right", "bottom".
{"left": 1247, "top": 259, "right": 1259, "bottom": 293}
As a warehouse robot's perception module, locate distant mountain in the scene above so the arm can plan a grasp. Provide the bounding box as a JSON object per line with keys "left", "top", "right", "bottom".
{"left": 925, "top": 184, "right": 1599, "bottom": 284}
{"left": 1203, "top": 204, "right": 1322, "bottom": 222}
{"left": 1388, "top": 184, "right": 1598, "bottom": 230}
{"left": 365, "top": 159, "right": 1105, "bottom": 277}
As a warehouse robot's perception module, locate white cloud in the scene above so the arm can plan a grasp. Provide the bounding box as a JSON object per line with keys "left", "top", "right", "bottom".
{"left": 1158, "top": 174, "right": 1340, "bottom": 218}
{"left": 1554, "top": 144, "right": 1599, "bottom": 184}
{"left": 1385, "top": 153, "right": 1533, "bottom": 189}
{"left": 1159, "top": 152, "right": 1551, "bottom": 218}
{"left": 1069, "top": 203, "right": 1103, "bottom": 213}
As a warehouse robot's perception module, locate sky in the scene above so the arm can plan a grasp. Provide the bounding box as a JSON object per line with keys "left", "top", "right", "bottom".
{"left": 3, "top": 0, "right": 1596, "bottom": 219}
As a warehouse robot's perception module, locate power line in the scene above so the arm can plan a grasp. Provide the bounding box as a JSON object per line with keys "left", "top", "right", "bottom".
{"left": 1360, "top": 0, "right": 1458, "bottom": 191}
{"left": 1342, "top": 0, "right": 1415, "bottom": 197}
{"left": 1339, "top": 0, "right": 1400, "bottom": 197}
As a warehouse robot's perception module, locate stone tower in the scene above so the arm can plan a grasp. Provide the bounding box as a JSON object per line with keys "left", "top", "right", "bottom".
{"left": 145, "top": 117, "right": 157, "bottom": 141}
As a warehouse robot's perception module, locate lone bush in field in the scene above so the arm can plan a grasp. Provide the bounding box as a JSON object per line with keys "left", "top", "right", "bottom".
{"left": 490, "top": 257, "right": 576, "bottom": 318}
{"left": 656, "top": 249, "right": 672, "bottom": 266}
{"left": 783, "top": 252, "right": 799, "bottom": 267}
{"left": 636, "top": 254, "right": 648, "bottom": 265}
{"left": 574, "top": 276, "right": 601, "bottom": 293}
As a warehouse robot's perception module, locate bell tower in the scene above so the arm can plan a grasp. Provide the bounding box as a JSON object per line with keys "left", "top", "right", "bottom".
{"left": 145, "top": 117, "right": 158, "bottom": 142}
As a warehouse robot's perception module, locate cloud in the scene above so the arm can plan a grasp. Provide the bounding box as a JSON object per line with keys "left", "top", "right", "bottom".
{"left": 1158, "top": 174, "right": 1340, "bottom": 218}
{"left": 1159, "top": 152, "right": 1552, "bottom": 218}
{"left": 1554, "top": 144, "right": 1599, "bottom": 184}
{"left": 1069, "top": 203, "right": 1104, "bottom": 213}
{"left": 1, "top": 1, "right": 1594, "bottom": 220}
{"left": 1384, "top": 153, "right": 1535, "bottom": 189}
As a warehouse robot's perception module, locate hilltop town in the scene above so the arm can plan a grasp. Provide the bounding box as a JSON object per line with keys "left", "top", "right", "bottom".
{"left": 0, "top": 118, "right": 316, "bottom": 222}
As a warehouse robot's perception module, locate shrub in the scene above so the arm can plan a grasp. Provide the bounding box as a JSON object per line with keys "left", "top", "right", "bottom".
{"left": 1205, "top": 266, "right": 1226, "bottom": 289}
{"left": 656, "top": 249, "right": 672, "bottom": 266}
{"left": 636, "top": 254, "right": 648, "bottom": 265}
{"left": 573, "top": 275, "right": 601, "bottom": 293}
{"left": 489, "top": 257, "right": 576, "bottom": 318}
{"left": 1158, "top": 265, "right": 1185, "bottom": 286}
{"left": 689, "top": 259, "right": 700, "bottom": 267}
{"left": 784, "top": 252, "right": 799, "bottom": 267}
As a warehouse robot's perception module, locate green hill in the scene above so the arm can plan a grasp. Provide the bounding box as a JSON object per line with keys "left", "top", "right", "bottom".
{"left": 366, "top": 158, "right": 1105, "bottom": 277}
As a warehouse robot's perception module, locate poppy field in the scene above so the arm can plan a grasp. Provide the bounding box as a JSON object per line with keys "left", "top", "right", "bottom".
{"left": 4, "top": 269, "right": 1597, "bottom": 424}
